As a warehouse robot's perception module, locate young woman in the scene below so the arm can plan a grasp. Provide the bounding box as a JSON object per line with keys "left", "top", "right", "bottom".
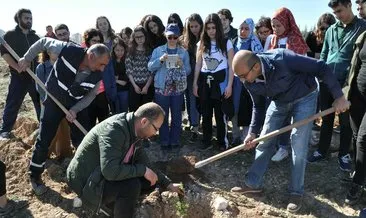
{"left": 167, "top": 13, "right": 184, "bottom": 35}
{"left": 193, "top": 13, "right": 234, "bottom": 151}
{"left": 231, "top": 18, "right": 263, "bottom": 146}
{"left": 183, "top": 13, "right": 203, "bottom": 143}
{"left": 119, "top": 27, "right": 132, "bottom": 45}
{"left": 112, "top": 37, "right": 129, "bottom": 113}
{"left": 143, "top": 15, "right": 167, "bottom": 49}
{"left": 306, "top": 13, "right": 336, "bottom": 59}
{"left": 93, "top": 17, "right": 118, "bottom": 123}
{"left": 148, "top": 24, "right": 191, "bottom": 150}
{"left": 82, "top": 28, "right": 103, "bottom": 48}
{"left": 263, "top": 7, "right": 309, "bottom": 162}
{"left": 255, "top": 16, "right": 273, "bottom": 47}
{"left": 126, "top": 26, "right": 154, "bottom": 111}
{"left": 36, "top": 51, "right": 71, "bottom": 159}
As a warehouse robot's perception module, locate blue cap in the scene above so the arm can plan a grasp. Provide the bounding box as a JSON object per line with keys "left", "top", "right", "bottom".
{"left": 165, "top": 23, "right": 180, "bottom": 36}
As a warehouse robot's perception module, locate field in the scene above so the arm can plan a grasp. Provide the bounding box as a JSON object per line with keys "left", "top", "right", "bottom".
{"left": 0, "top": 57, "right": 364, "bottom": 218}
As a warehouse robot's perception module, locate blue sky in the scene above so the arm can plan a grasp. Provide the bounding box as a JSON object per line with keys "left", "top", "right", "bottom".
{"left": 0, "top": 0, "right": 359, "bottom": 35}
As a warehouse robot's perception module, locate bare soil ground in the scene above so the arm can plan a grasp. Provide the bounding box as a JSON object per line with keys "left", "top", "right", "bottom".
{"left": 0, "top": 58, "right": 364, "bottom": 218}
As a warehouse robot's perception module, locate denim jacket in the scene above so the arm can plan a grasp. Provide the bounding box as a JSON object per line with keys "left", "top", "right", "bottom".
{"left": 148, "top": 44, "right": 191, "bottom": 90}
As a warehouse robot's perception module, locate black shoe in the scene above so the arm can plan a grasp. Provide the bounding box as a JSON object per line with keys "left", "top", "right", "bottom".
{"left": 198, "top": 144, "right": 212, "bottom": 151}
{"left": 345, "top": 183, "right": 364, "bottom": 205}
{"left": 0, "top": 131, "right": 12, "bottom": 141}
{"left": 188, "top": 132, "right": 198, "bottom": 144}
{"left": 30, "top": 177, "right": 47, "bottom": 196}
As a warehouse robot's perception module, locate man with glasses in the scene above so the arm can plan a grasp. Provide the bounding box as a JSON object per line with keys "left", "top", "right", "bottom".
{"left": 0, "top": 8, "right": 41, "bottom": 140}
{"left": 55, "top": 23, "right": 72, "bottom": 42}
{"left": 308, "top": 0, "right": 366, "bottom": 172}
{"left": 67, "top": 102, "right": 183, "bottom": 217}
{"left": 230, "top": 49, "right": 350, "bottom": 213}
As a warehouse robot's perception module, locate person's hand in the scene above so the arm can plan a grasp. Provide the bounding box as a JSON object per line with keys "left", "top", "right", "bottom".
{"left": 193, "top": 83, "right": 199, "bottom": 97}
{"left": 159, "top": 54, "right": 168, "bottom": 62}
{"left": 66, "top": 109, "right": 77, "bottom": 123}
{"left": 118, "top": 80, "right": 127, "bottom": 86}
{"left": 141, "top": 85, "right": 149, "bottom": 94}
{"left": 167, "top": 183, "right": 184, "bottom": 196}
{"left": 332, "top": 96, "right": 351, "bottom": 114}
{"left": 243, "top": 133, "right": 257, "bottom": 150}
{"left": 134, "top": 85, "right": 141, "bottom": 94}
{"left": 224, "top": 86, "right": 232, "bottom": 99}
{"left": 144, "top": 167, "right": 158, "bottom": 186}
{"left": 18, "top": 57, "right": 30, "bottom": 72}
{"left": 176, "top": 56, "right": 183, "bottom": 68}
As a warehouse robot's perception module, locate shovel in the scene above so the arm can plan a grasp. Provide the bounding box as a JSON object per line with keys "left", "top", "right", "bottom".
{"left": 0, "top": 37, "right": 88, "bottom": 135}
{"left": 194, "top": 107, "right": 336, "bottom": 169}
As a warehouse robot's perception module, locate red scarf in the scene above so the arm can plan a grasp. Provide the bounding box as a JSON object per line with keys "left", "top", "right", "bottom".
{"left": 269, "top": 7, "right": 309, "bottom": 55}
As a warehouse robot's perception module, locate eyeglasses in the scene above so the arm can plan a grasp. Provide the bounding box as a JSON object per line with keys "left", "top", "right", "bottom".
{"left": 238, "top": 63, "right": 255, "bottom": 79}
{"left": 56, "top": 32, "right": 69, "bottom": 37}
{"left": 167, "top": 35, "right": 179, "bottom": 40}
{"left": 149, "top": 120, "right": 159, "bottom": 132}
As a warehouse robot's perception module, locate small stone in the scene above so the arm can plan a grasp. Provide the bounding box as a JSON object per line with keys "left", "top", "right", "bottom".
{"left": 73, "top": 197, "right": 82, "bottom": 208}
{"left": 213, "top": 196, "right": 229, "bottom": 211}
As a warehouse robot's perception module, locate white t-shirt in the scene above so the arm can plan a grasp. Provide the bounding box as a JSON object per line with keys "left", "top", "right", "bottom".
{"left": 199, "top": 40, "right": 233, "bottom": 73}
{"left": 263, "top": 34, "right": 288, "bottom": 51}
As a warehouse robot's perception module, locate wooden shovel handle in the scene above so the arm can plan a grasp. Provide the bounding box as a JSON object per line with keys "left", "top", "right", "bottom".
{"left": 194, "top": 107, "right": 335, "bottom": 168}
{"left": 0, "top": 37, "right": 88, "bottom": 135}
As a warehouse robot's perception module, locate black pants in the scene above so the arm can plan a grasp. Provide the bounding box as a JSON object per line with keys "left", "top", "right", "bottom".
{"left": 0, "top": 161, "right": 5, "bottom": 196}
{"left": 202, "top": 98, "right": 228, "bottom": 148}
{"left": 129, "top": 83, "right": 154, "bottom": 112}
{"left": 29, "top": 98, "right": 91, "bottom": 179}
{"left": 102, "top": 177, "right": 153, "bottom": 218}
{"left": 1, "top": 72, "right": 41, "bottom": 133}
{"left": 88, "top": 92, "right": 110, "bottom": 127}
{"left": 318, "top": 83, "right": 352, "bottom": 156}
{"left": 350, "top": 85, "right": 366, "bottom": 185}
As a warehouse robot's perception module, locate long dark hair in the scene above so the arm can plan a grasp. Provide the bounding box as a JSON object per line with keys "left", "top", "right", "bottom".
{"left": 96, "top": 16, "right": 116, "bottom": 41}
{"left": 198, "top": 13, "right": 226, "bottom": 56}
{"left": 143, "top": 15, "right": 166, "bottom": 48}
{"left": 167, "top": 13, "right": 184, "bottom": 35}
{"left": 315, "top": 13, "right": 336, "bottom": 44}
{"left": 183, "top": 13, "right": 203, "bottom": 57}
{"left": 128, "top": 25, "right": 151, "bottom": 56}
{"left": 111, "top": 37, "right": 127, "bottom": 61}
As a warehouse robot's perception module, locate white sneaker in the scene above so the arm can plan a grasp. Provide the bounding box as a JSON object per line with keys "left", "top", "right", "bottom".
{"left": 271, "top": 148, "right": 289, "bottom": 162}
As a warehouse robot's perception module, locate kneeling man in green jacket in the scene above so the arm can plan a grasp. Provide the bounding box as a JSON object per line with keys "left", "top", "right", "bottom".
{"left": 66, "top": 102, "right": 183, "bottom": 217}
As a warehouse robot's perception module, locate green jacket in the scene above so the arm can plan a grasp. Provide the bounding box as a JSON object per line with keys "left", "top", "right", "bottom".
{"left": 343, "top": 31, "right": 366, "bottom": 99}
{"left": 320, "top": 17, "right": 366, "bottom": 85}
{"left": 66, "top": 112, "right": 171, "bottom": 212}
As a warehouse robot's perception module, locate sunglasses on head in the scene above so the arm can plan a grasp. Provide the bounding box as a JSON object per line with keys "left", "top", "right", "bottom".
{"left": 167, "top": 35, "right": 178, "bottom": 40}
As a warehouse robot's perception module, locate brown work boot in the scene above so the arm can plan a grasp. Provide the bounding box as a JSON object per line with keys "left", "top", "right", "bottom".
{"left": 287, "top": 195, "right": 303, "bottom": 213}
{"left": 230, "top": 184, "right": 263, "bottom": 194}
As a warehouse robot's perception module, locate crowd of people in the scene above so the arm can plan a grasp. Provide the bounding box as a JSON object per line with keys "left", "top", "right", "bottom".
{"left": 0, "top": 0, "right": 366, "bottom": 217}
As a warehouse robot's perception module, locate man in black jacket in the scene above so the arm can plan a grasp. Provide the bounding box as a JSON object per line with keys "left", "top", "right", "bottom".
{"left": 0, "top": 8, "right": 41, "bottom": 140}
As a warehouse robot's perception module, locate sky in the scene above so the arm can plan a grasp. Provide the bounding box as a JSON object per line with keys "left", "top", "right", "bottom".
{"left": 0, "top": 0, "right": 359, "bottom": 35}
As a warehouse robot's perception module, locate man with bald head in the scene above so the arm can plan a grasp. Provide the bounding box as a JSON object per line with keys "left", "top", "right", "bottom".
{"left": 18, "top": 37, "right": 110, "bottom": 195}
{"left": 230, "top": 49, "right": 349, "bottom": 212}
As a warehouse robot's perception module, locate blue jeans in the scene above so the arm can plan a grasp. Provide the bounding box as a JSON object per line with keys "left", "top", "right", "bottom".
{"left": 154, "top": 93, "right": 183, "bottom": 146}
{"left": 245, "top": 90, "right": 318, "bottom": 195}
{"left": 117, "top": 91, "right": 129, "bottom": 113}
{"left": 1, "top": 72, "right": 41, "bottom": 133}
{"left": 185, "top": 75, "right": 199, "bottom": 127}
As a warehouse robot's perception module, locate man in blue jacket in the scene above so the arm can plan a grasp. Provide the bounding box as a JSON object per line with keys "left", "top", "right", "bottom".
{"left": 230, "top": 49, "right": 350, "bottom": 213}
